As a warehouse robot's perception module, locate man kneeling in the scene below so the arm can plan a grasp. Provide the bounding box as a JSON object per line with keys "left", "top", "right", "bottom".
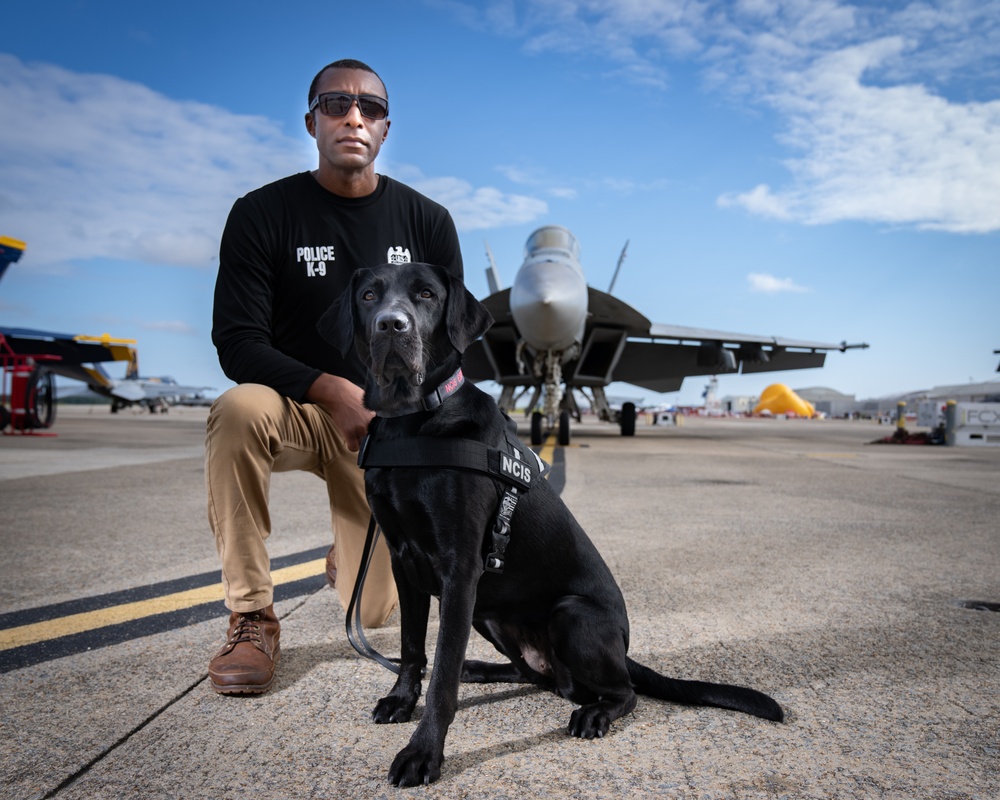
{"left": 205, "top": 57, "right": 464, "bottom": 694}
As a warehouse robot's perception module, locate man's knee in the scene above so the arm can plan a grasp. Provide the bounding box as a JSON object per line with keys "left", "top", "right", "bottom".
{"left": 209, "top": 384, "right": 284, "bottom": 433}
{"left": 207, "top": 384, "right": 292, "bottom": 456}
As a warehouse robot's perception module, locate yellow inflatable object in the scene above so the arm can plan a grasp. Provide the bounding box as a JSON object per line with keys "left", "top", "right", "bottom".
{"left": 753, "top": 384, "right": 816, "bottom": 418}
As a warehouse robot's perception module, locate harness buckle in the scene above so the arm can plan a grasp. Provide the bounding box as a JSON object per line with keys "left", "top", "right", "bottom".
{"left": 485, "top": 555, "right": 505, "bottom": 573}
{"left": 422, "top": 387, "right": 443, "bottom": 411}
{"left": 484, "top": 527, "right": 509, "bottom": 572}
{"left": 484, "top": 488, "right": 516, "bottom": 574}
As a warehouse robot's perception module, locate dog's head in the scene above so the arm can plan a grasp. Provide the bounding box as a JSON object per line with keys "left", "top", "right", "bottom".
{"left": 318, "top": 262, "right": 493, "bottom": 412}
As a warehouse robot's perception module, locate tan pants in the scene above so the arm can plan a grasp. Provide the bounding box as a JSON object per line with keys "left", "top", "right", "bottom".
{"left": 205, "top": 384, "right": 397, "bottom": 627}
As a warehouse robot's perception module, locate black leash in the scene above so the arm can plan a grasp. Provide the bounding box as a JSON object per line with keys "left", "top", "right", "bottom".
{"left": 345, "top": 407, "right": 545, "bottom": 674}
{"left": 344, "top": 515, "right": 402, "bottom": 674}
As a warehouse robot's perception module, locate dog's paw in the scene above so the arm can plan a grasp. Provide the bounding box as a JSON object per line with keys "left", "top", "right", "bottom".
{"left": 372, "top": 694, "right": 416, "bottom": 724}
{"left": 389, "top": 741, "right": 443, "bottom": 787}
{"left": 568, "top": 705, "right": 611, "bottom": 739}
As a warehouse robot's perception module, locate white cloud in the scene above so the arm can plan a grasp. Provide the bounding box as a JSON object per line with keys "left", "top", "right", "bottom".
{"left": 710, "top": 6, "right": 1000, "bottom": 233}
{"left": 0, "top": 54, "right": 546, "bottom": 270}
{"left": 0, "top": 54, "right": 309, "bottom": 269}
{"left": 718, "top": 183, "right": 792, "bottom": 219}
{"left": 495, "top": 162, "right": 664, "bottom": 201}
{"left": 407, "top": 175, "right": 549, "bottom": 230}
{"left": 138, "top": 319, "right": 199, "bottom": 335}
{"left": 747, "top": 272, "right": 810, "bottom": 293}
{"left": 497, "top": 164, "right": 578, "bottom": 200}
{"left": 448, "top": 1, "right": 1000, "bottom": 234}
{"left": 736, "top": 38, "right": 1000, "bottom": 232}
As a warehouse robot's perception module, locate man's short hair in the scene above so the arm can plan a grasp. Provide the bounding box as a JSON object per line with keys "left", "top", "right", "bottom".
{"left": 308, "top": 59, "right": 388, "bottom": 107}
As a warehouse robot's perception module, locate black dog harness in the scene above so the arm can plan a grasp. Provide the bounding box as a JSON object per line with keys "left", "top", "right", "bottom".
{"left": 358, "top": 393, "right": 544, "bottom": 574}
{"left": 345, "top": 368, "right": 545, "bottom": 673}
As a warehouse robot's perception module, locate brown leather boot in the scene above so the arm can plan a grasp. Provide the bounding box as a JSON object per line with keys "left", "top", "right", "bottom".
{"left": 208, "top": 605, "right": 280, "bottom": 694}
{"left": 325, "top": 543, "right": 337, "bottom": 588}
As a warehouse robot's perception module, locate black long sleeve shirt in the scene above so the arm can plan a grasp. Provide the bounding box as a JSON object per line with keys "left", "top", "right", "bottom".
{"left": 213, "top": 172, "right": 464, "bottom": 400}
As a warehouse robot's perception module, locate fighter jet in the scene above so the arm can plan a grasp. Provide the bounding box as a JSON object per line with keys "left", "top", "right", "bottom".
{"left": 101, "top": 371, "right": 215, "bottom": 413}
{"left": 462, "top": 225, "right": 867, "bottom": 445}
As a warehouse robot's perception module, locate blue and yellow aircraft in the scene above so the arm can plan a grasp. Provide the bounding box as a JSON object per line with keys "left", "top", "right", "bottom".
{"left": 1, "top": 236, "right": 140, "bottom": 430}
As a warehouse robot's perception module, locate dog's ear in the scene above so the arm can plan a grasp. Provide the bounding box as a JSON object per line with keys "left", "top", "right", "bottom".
{"left": 444, "top": 269, "right": 494, "bottom": 353}
{"left": 316, "top": 275, "right": 357, "bottom": 357}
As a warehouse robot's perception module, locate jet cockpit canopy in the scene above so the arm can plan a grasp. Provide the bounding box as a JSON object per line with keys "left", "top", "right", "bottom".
{"left": 524, "top": 225, "right": 580, "bottom": 263}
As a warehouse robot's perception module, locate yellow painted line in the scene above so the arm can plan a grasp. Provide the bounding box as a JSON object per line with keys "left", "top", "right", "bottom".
{"left": 538, "top": 435, "right": 557, "bottom": 468}
{"left": 0, "top": 558, "right": 324, "bottom": 651}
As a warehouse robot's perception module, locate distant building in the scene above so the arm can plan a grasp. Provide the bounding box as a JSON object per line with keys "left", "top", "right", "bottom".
{"left": 851, "top": 381, "right": 1000, "bottom": 420}
{"left": 718, "top": 394, "right": 756, "bottom": 414}
{"left": 795, "top": 386, "right": 857, "bottom": 418}
{"left": 923, "top": 381, "right": 1000, "bottom": 403}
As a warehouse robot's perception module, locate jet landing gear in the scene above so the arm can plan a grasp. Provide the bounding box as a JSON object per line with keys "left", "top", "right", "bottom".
{"left": 529, "top": 409, "right": 572, "bottom": 446}
{"left": 619, "top": 401, "right": 636, "bottom": 437}
{"left": 530, "top": 411, "right": 542, "bottom": 445}
{"left": 528, "top": 393, "right": 636, "bottom": 446}
{"left": 589, "top": 387, "right": 637, "bottom": 439}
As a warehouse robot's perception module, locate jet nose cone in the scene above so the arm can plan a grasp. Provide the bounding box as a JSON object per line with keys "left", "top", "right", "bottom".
{"left": 510, "top": 259, "right": 588, "bottom": 350}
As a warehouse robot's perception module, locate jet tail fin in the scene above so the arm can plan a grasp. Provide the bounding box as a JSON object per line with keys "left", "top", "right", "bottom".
{"left": 485, "top": 240, "right": 502, "bottom": 294}
{"left": 125, "top": 353, "right": 141, "bottom": 380}
{"left": 607, "top": 239, "right": 629, "bottom": 294}
{"left": 0, "top": 236, "right": 27, "bottom": 287}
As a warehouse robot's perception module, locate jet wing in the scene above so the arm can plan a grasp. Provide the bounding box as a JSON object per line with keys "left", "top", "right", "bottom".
{"left": 463, "top": 287, "right": 866, "bottom": 394}
{"left": 464, "top": 289, "right": 517, "bottom": 383}
{"left": 585, "top": 287, "right": 651, "bottom": 335}
{"left": 1, "top": 327, "right": 140, "bottom": 394}
{"left": 480, "top": 288, "right": 513, "bottom": 325}
{"left": 647, "top": 323, "right": 854, "bottom": 352}
{"left": 1, "top": 327, "right": 136, "bottom": 365}
{"left": 110, "top": 382, "right": 148, "bottom": 402}
{"left": 612, "top": 320, "right": 863, "bottom": 393}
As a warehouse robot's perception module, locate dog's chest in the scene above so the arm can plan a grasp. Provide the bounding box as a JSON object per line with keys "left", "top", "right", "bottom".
{"left": 366, "top": 466, "right": 497, "bottom": 590}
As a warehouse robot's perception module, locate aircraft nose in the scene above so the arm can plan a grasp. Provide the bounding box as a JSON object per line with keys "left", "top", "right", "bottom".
{"left": 510, "top": 259, "right": 588, "bottom": 351}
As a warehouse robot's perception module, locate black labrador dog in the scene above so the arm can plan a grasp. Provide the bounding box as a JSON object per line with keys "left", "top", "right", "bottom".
{"left": 320, "top": 262, "right": 783, "bottom": 787}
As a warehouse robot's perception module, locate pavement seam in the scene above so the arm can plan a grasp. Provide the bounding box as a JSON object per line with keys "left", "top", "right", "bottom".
{"left": 41, "top": 675, "right": 210, "bottom": 799}
{"left": 39, "top": 598, "right": 312, "bottom": 798}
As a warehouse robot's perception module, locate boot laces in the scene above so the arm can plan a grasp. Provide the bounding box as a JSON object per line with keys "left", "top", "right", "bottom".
{"left": 228, "top": 613, "right": 263, "bottom": 645}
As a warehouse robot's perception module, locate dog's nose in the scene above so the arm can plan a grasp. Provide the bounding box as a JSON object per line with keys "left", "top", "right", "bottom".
{"left": 375, "top": 309, "right": 411, "bottom": 335}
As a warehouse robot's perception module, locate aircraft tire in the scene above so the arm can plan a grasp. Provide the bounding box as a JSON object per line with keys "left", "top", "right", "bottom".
{"left": 558, "top": 410, "right": 570, "bottom": 446}
{"left": 530, "top": 411, "right": 544, "bottom": 445}
{"left": 620, "top": 401, "right": 636, "bottom": 437}
{"left": 25, "top": 367, "right": 56, "bottom": 429}
{"left": 0, "top": 404, "right": 10, "bottom": 431}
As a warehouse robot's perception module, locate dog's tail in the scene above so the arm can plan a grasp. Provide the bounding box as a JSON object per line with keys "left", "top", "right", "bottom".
{"left": 627, "top": 658, "right": 784, "bottom": 722}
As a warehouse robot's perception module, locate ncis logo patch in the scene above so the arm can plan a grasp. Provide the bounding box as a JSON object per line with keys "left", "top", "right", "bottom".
{"left": 499, "top": 452, "right": 533, "bottom": 489}
{"left": 387, "top": 246, "right": 411, "bottom": 264}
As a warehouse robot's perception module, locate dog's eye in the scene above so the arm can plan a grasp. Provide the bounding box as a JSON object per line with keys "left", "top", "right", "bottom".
{"left": 362, "top": 290, "right": 376, "bottom": 302}
{"left": 419, "top": 288, "right": 434, "bottom": 299}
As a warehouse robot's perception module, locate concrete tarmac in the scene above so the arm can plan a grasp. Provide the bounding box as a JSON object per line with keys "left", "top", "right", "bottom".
{"left": 1, "top": 405, "right": 997, "bottom": 799}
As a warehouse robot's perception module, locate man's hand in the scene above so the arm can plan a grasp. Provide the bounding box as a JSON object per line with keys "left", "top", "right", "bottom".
{"left": 306, "top": 373, "right": 374, "bottom": 452}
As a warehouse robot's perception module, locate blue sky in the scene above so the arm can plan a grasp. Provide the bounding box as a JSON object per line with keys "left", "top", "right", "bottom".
{"left": 1, "top": 0, "right": 998, "bottom": 406}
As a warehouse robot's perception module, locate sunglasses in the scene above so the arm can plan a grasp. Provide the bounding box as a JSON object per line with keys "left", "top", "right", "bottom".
{"left": 309, "top": 92, "right": 389, "bottom": 120}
